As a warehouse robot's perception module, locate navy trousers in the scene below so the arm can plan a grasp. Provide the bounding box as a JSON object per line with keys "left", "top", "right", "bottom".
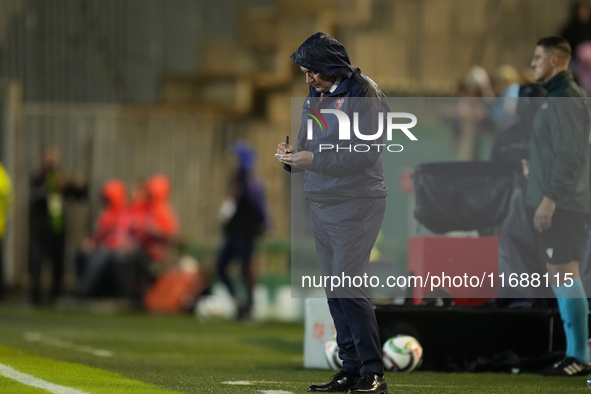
{"left": 216, "top": 233, "right": 256, "bottom": 309}
{"left": 310, "top": 197, "right": 386, "bottom": 376}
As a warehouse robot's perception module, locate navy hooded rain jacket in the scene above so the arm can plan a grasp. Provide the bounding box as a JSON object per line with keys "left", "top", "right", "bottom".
{"left": 288, "top": 32, "right": 389, "bottom": 204}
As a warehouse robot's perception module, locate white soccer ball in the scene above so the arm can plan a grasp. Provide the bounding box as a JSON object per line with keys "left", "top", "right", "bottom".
{"left": 324, "top": 338, "right": 343, "bottom": 370}
{"left": 382, "top": 335, "right": 423, "bottom": 372}
{"left": 195, "top": 295, "right": 224, "bottom": 319}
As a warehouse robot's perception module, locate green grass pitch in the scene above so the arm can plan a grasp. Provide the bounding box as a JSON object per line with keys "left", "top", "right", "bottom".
{"left": 0, "top": 305, "right": 589, "bottom": 393}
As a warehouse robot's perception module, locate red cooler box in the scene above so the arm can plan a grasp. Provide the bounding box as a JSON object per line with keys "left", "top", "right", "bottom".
{"left": 408, "top": 236, "right": 499, "bottom": 305}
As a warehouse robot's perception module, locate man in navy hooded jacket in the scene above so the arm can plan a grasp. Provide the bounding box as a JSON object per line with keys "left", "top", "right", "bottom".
{"left": 278, "top": 32, "right": 388, "bottom": 394}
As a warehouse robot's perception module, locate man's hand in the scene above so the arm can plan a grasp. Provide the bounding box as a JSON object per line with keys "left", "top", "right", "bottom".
{"left": 277, "top": 142, "right": 296, "bottom": 155}
{"left": 280, "top": 151, "right": 314, "bottom": 170}
{"left": 534, "top": 196, "right": 556, "bottom": 232}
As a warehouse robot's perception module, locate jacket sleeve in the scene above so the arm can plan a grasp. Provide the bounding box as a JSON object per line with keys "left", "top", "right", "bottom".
{"left": 309, "top": 98, "right": 384, "bottom": 177}
{"left": 544, "top": 98, "right": 589, "bottom": 201}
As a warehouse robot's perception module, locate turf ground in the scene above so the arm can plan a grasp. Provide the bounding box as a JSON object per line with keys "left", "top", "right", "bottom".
{"left": 0, "top": 305, "right": 589, "bottom": 393}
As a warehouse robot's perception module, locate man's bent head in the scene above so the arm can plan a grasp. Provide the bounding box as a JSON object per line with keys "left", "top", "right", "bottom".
{"left": 291, "top": 32, "right": 356, "bottom": 86}
{"left": 299, "top": 66, "right": 336, "bottom": 93}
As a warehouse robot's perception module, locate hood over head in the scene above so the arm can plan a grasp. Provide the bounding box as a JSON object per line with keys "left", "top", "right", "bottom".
{"left": 231, "top": 140, "right": 257, "bottom": 172}
{"left": 290, "top": 32, "right": 356, "bottom": 78}
{"left": 101, "top": 179, "right": 126, "bottom": 209}
{"left": 146, "top": 174, "right": 171, "bottom": 203}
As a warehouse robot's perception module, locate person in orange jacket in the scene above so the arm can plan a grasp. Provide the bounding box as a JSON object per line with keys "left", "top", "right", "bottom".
{"left": 120, "top": 174, "right": 179, "bottom": 303}
{"left": 139, "top": 174, "right": 179, "bottom": 262}
{"left": 77, "top": 179, "right": 133, "bottom": 297}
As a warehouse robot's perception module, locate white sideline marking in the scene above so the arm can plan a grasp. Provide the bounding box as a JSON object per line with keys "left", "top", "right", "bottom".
{"left": 222, "top": 382, "right": 294, "bottom": 394}
{"left": 257, "top": 391, "right": 294, "bottom": 394}
{"left": 0, "top": 363, "right": 89, "bottom": 394}
{"left": 392, "top": 384, "right": 460, "bottom": 388}
{"left": 222, "top": 381, "right": 286, "bottom": 385}
{"left": 24, "top": 332, "right": 113, "bottom": 357}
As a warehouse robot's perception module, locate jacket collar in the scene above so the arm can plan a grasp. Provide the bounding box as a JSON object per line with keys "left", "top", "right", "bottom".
{"left": 328, "top": 70, "right": 361, "bottom": 96}
{"left": 329, "top": 76, "right": 342, "bottom": 93}
{"left": 308, "top": 69, "right": 360, "bottom": 97}
{"left": 543, "top": 70, "right": 573, "bottom": 93}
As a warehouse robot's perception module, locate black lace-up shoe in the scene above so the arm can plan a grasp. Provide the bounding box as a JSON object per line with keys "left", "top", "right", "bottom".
{"left": 347, "top": 373, "right": 387, "bottom": 394}
{"left": 539, "top": 357, "right": 591, "bottom": 377}
{"left": 308, "top": 371, "right": 361, "bottom": 392}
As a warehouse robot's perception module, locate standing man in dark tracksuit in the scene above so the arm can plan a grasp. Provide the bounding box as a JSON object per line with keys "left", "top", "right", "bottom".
{"left": 277, "top": 32, "right": 389, "bottom": 394}
{"left": 29, "top": 147, "right": 87, "bottom": 306}
{"left": 527, "top": 36, "right": 591, "bottom": 376}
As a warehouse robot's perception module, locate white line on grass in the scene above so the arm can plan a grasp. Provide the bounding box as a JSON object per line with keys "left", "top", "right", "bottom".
{"left": 256, "top": 391, "right": 294, "bottom": 394}
{"left": 392, "top": 384, "right": 460, "bottom": 388}
{"left": 223, "top": 382, "right": 295, "bottom": 394}
{"left": 0, "top": 363, "right": 89, "bottom": 394}
{"left": 222, "top": 381, "right": 288, "bottom": 385}
{"left": 24, "top": 332, "right": 113, "bottom": 357}
{"left": 222, "top": 380, "right": 461, "bottom": 390}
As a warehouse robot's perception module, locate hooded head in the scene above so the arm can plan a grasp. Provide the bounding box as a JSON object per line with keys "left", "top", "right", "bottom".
{"left": 290, "top": 32, "right": 356, "bottom": 78}
{"left": 145, "top": 174, "right": 171, "bottom": 204}
{"left": 101, "top": 179, "right": 126, "bottom": 210}
{"left": 230, "top": 140, "right": 257, "bottom": 172}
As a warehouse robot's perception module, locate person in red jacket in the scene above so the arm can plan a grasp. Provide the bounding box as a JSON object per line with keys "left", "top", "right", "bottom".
{"left": 140, "top": 174, "right": 179, "bottom": 262}
{"left": 77, "top": 179, "right": 133, "bottom": 297}
{"left": 93, "top": 180, "right": 132, "bottom": 249}
{"left": 120, "top": 174, "right": 179, "bottom": 303}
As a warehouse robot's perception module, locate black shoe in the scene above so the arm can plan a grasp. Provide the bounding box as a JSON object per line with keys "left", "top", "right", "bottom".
{"left": 539, "top": 357, "right": 591, "bottom": 377}
{"left": 308, "top": 371, "right": 361, "bottom": 392}
{"left": 347, "top": 373, "right": 387, "bottom": 394}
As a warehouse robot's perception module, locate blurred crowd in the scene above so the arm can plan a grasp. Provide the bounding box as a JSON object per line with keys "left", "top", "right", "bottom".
{"left": 562, "top": 0, "right": 591, "bottom": 94}
{"left": 18, "top": 141, "right": 267, "bottom": 318}
{"left": 450, "top": 63, "right": 544, "bottom": 163}
{"left": 75, "top": 174, "right": 179, "bottom": 306}
{"left": 28, "top": 147, "right": 181, "bottom": 308}
{"left": 449, "top": 1, "right": 591, "bottom": 162}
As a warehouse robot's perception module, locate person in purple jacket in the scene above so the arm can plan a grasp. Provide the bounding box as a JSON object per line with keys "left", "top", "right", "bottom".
{"left": 217, "top": 141, "right": 267, "bottom": 321}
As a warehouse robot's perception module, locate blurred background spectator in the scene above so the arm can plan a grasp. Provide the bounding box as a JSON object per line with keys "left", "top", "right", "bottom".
{"left": 451, "top": 66, "right": 495, "bottom": 161}
{"left": 76, "top": 179, "right": 132, "bottom": 299}
{"left": 0, "top": 162, "right": 12, "bottom": 301}
{"left": 560, "top": 1, "right": 591, "bottom": 60}
{"left": 216, "top": 141, "right": 267, "bottom": 320}
{"left": 459, "top": 66, "right": 495, "bottom": 98}
{"left": 28, "top": 147, "right": 87, "bottom": 306}
{"left": 489, "top": 65, "right": 522, "bottom": 130}
{"left": 119, "top": 174, "right": 179, "bottom": 306}
{"left": 561, "top": 1, "right": 591, "bottom": 93}
{"left": 575, "top": 42, "right": 591, "bottom": 93}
